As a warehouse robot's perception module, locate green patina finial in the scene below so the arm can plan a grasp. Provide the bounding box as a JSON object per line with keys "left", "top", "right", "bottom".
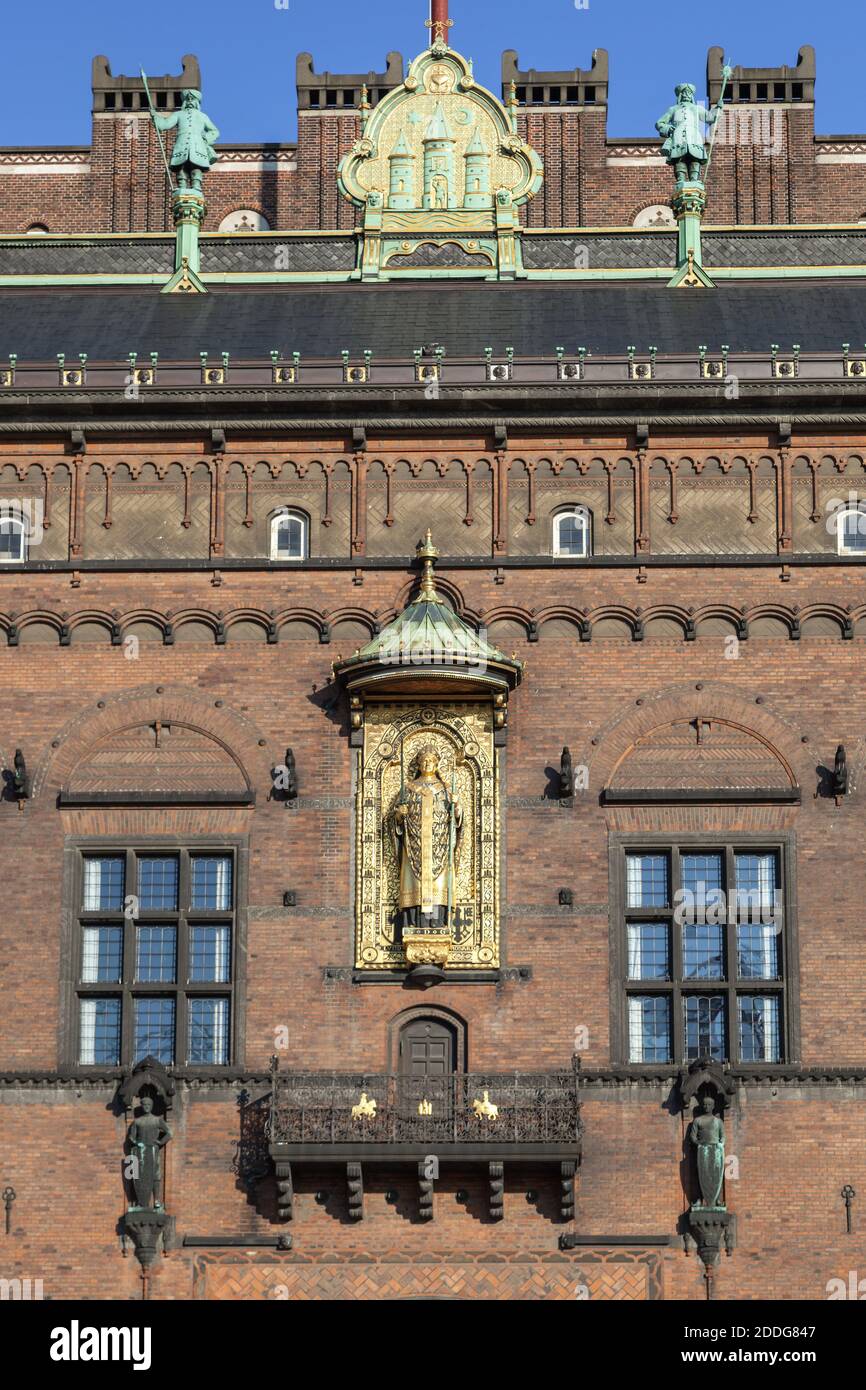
{"left": 417, "top": 529, "right": 440, "bottom": 600}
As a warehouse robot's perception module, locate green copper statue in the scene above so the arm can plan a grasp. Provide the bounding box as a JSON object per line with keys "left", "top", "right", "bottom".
{"left": 127, "top": 1095, "right": 172, "bottom": 1211}
{"left": 656, "top": 83, "right": 721, "bottom": 186}
{"left": 690, "top": 1095, "right": 725, "bottom": 1208}
{"left": 152, "top": 89, "right": 219, "bottom": 192}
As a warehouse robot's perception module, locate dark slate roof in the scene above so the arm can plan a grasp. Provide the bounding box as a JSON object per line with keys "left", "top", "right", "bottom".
{"left": 0, "top": 235, "right": 357, "bottom": 277}
{"left": 3, "top": 227, "right": 863, "bottom": 280}
{"left": 0, "top": 239, "right": 175, "bottom": 275}
{"left": 702, "top": 230, "right": 866, "bottom": 268}
{"left": 2, "top": 281, "right": 866, "bottom": 360}
{"left": 522, "top": 233, "right": 677, "bottom": 270}
{"left": 523, "top": 228, "right": 866, "bottom": 271}
{"left": 200, "top": 235, "right": 357, "bottom": 274}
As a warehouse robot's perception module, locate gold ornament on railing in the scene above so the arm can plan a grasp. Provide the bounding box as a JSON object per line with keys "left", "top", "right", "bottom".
{"left": 351, "top": 1092, "right": 377, "bottom": 1119}
{"left": 473, "top": 1090, "right": 498, "bottom": 1120}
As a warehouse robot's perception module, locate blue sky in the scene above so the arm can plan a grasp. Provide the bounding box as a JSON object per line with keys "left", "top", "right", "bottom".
{"left": 0, "top": 0, "right": 862, "bottom": 146}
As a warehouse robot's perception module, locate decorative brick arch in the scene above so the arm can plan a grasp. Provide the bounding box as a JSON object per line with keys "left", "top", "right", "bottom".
{"left": 32, "top": 684, "right": 271, "bottom": 802}
{"left": 577, "top": 681, "right": 808, "bottom": 796}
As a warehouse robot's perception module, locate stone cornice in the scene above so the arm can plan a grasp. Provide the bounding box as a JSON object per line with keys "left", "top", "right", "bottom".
{"left": 2, "top": 1066, "right": 865, "bottom": 1091}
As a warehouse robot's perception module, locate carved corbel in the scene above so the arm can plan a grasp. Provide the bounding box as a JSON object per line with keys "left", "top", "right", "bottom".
{"left": 347, "top": 1162, "right": 364, "bottom": 1221}
{"left": 559, "top": 747, "right": 575, "bottom": 799}
{"left": 489, "top": 1162, "right": 505, "bottom": 1221}
{"left": 832, "top": 745, "right": 849, "bottom": 803}
{"left": 418, "top": 1160, "right": 434, "bottom": 1222}
{"left": 275, "top": 1160, "right": 294, "bottom": 1222}
{"left": 687, "top": 1208, "right": 736, "bottom": 1275}
{"left": 123, "top": 1209, "right": 173, "bottom": 1271}
{"left": 560, "top": 1161, "right": 576, "bottom": 1221}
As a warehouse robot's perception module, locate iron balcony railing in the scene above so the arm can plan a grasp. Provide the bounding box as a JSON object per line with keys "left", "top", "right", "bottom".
{"left": 267, "top": 1065, "right": 582, "bottom": 1147}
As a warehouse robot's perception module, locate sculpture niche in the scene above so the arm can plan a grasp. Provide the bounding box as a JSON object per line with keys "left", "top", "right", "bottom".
{"left": 391, "top": 745, "right": 463, "bottom": 973}
{"left": 122, "top": 1093, "right": 173, "bottom": 1272}
{"left": 690, "top": 1094, "right": 725, "bottom": 1209}
{"left": 127, "top": 1095, "right": 172, "bottom": 1212}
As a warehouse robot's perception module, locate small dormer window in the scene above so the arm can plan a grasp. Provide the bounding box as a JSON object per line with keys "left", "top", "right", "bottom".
{"left": 553, "top": 506, "right": 592, "bottom": 558}
{"left": 0, "top": 512, "right": 27, "bottom": 563}
{"left": 270, "top": 509, "right": 308, "bottom": 561}
{"left": 837, "top": 506, "right": 866, "bottom": 556}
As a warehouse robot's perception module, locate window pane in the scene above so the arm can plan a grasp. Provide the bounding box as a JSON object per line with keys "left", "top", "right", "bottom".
{"left": 556, "top": 512, "right": 588, "bottom": 557}
{"left": 681, "top": 853, "right": 723, "bottom": 897}
{"left": 734, "top": 853, "right": 780, "bottom": 923}
{"left": 627, "top": 996, "right": 671, "bottom": 1062}
{"left": 738, "top": 996, "right": 781, "bottom": 1062}
{"left": 79, "top": 997, "right": 121, "bottom": 1065}
{"left": 188, "top": 997, "right": 230, "bottom": 1065}
{"left": 81, "top": 925, "right": 123, "bottom": 983}
{"left": 0, "top": 519, "right": 24, "bottom": 561}
{"left": 840, "top": 510, "right": 866, "bottom": 553}
{"left": 139, "top": 857, "right": 178, "bottom": 911}
{"left": 684, "top": 995, "right": 727, "bottom": 1061}
{"left": 190, "top": 925, "right": 231, "bottom": 982}
{"left": 136, "top": 926, "right": 177, "bottom": 983}
{"left": 134, "top": 998, "right": 175, "bottom": 1064}
{"left": 275, "top": 514, "right": 303, "bottom": 558}
{"left": 191, "top": 856, "right": 232, "bottom": 911}
{"left": 626, "top": 854, "right": 668, "bottom": 908}
{"left": 626, "top": 923, "right": 669, "bottom": 980}
{"left": 737, "top": 923, "right": 780, "bottom": 980}
{"left": 83, "top": 856, "right": 125, "bottom": 911}
{"left": 682, "top": 922, "right": 726, "bottom": 980}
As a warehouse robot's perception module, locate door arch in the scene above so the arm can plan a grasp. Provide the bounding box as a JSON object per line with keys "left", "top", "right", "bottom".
{"left": 388, "top": 1006, "right": 466, "bottom": 1074}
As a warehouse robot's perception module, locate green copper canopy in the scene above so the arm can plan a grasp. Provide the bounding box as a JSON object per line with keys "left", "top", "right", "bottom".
{"left": 334, "top": 531, "right": 522, "bottom": 695}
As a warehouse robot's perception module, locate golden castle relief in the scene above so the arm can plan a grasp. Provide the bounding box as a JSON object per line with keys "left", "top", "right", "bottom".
{"left": 337, "top": 38, "right": 543, "bottom": 280}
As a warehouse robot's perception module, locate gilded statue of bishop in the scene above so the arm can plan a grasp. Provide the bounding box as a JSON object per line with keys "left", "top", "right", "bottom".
{"left": 392, "top": 745, "right": 463, "bottom": 939}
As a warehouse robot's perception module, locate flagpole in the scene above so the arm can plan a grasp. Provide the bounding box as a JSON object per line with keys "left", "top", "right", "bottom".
{"left": 140, "top": 69, "right": 175, "bottom": 198}
{"left": 704, "top": 63, "right": 733, "bottom": 182}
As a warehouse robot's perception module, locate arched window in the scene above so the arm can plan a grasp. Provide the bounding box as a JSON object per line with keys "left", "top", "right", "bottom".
{"left": 24, "top": 223, "right": 49, "bottom": 236}
{"left": 836, "top": 506, "right": 866, "bottom": 555}
{"left": 269, "top": 508, "right": 308, "bottom": 561}
{"left": 217, "top": 209, "right": 271, "bottom": 233}
{"left": 553, "top": 506, "right": 592, "bottom": 558}
{"left": 0, "top": 512, "right": 27, "bottom": 563}
{"left": 633, "top": 205, "right": 675, "bottom": 229}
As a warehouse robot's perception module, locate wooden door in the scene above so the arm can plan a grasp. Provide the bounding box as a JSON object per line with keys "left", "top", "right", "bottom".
{"left": 399, "top": 1017, "right": 455, "bottom": 1077}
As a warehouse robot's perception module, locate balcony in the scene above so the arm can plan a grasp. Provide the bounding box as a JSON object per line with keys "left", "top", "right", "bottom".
{"left": 268, "top": 1066, "right": 582, "bottom": 1163}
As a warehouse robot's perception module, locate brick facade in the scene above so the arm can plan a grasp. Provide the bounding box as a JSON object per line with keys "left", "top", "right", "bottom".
{"left": 1, "top": 9, "right": 865, "bottom": 1311}
{"left": 1, "top": 424, "right": 866, "bottom": 1300}
{"left": 1, "top": 44, "right": 864, "bottom": 234}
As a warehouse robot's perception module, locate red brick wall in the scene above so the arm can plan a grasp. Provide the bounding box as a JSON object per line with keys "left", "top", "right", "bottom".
{"left": 2, "top": 92, "right": 865, "bottom": 233}
{"left": 2, "top": 426, "right": 866, "bottom": 1299}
